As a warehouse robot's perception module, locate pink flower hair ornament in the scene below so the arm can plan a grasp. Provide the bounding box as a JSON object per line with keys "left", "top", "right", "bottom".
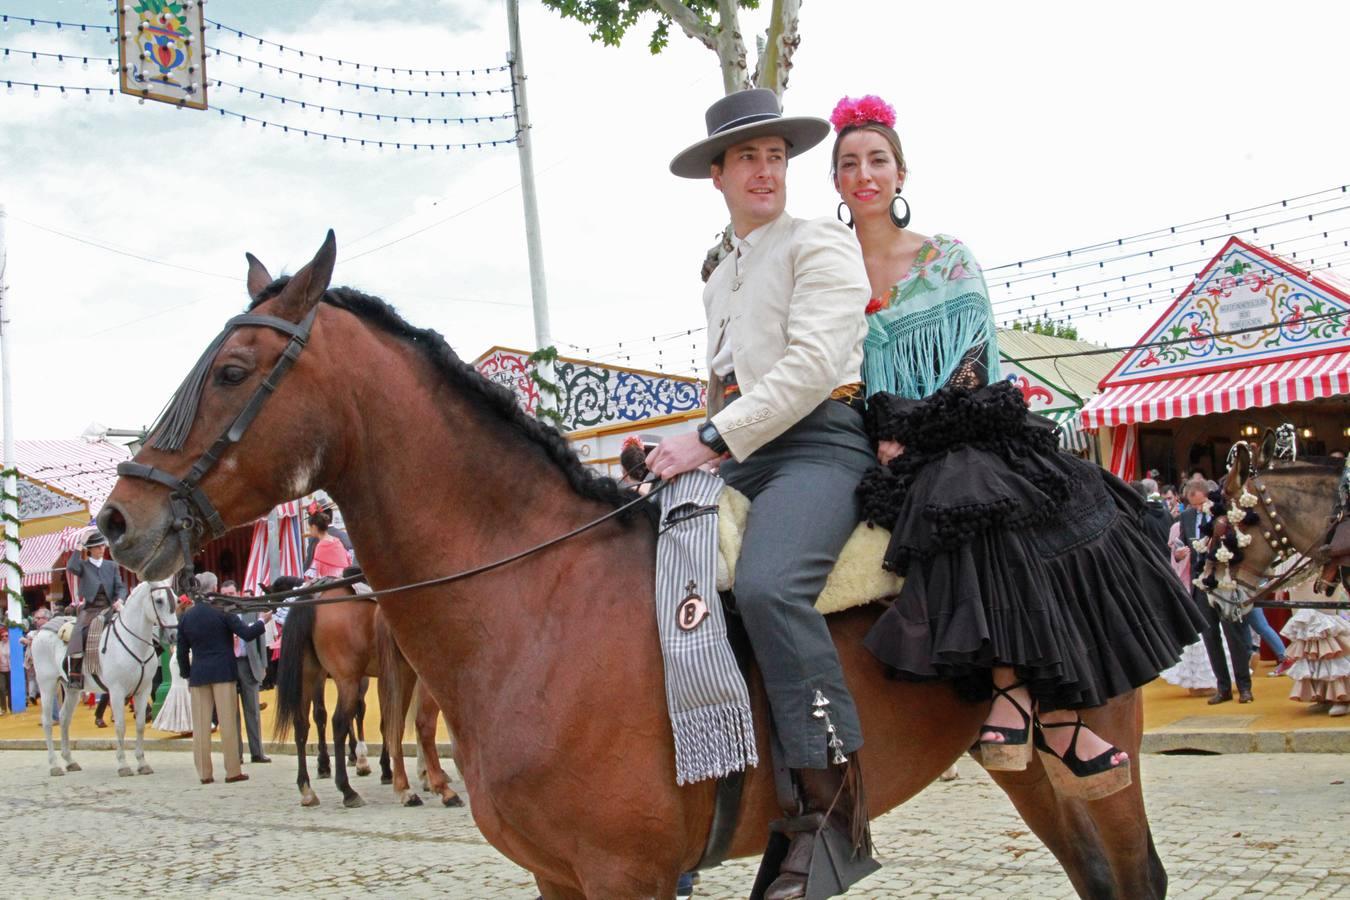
{"left": 829, "top": 95, "right": 897, "bottom": 133}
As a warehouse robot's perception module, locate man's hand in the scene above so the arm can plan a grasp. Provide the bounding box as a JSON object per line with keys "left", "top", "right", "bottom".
{"left": 1173, "top": 547, "right": 1189, "bottom": 563}
{"left": 646, "top": 432, "right": 723, "bottom": 482}
{"left": 112, "top": 600, "right": 124, "bottom": 613}
{"left": 261, "top": 610, "right": 273, "bottom": 623}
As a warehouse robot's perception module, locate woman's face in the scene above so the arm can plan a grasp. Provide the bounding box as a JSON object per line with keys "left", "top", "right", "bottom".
{"left": 834, "top": 129, "right": 903, "bottom": 220}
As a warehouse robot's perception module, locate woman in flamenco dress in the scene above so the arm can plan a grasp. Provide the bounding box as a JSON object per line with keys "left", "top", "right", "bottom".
{"left": 829, "top": 94, "right": 1206, "bottom": 798}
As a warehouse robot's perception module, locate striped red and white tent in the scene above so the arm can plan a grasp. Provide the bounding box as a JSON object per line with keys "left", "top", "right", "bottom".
{"left": 242, "top": 500, "right": 305, "bottom": 594}
{"left": 19, "top": 526, "right": 87, "bottom": 589}
{"left": 1080, "top": 237, "right": 1350, "bottom": 478}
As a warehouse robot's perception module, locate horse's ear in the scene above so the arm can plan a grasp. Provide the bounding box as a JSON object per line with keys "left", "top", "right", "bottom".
{"left": 1256, "top": 429, "right": 1277, "bottom": 470}
{"left": 245, "top": 252, "right": 273, "bottom": 301}
{"left": 272, "top": 230, "right": 337, "bottom": 323}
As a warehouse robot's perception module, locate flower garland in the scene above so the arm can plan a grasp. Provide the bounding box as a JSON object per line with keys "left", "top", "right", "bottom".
{"left": 527, "top": 346, "right": 565, "bottom": 429}
{"left": 0, "top": 466, "right": 22, "bottom": 614}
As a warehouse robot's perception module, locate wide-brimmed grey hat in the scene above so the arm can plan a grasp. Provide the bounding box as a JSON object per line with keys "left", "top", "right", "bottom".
{"left": 84, "top": 531, "right": 108, "bottom": 549}
{"left": 670, "top": 88, "right": 830, "bottom": 179}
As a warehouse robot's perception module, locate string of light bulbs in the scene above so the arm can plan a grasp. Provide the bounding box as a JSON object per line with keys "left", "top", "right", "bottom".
{"left": 204, "top": 18, "right": 510, "bottom": 78}
{"left": 211, "top": 105, "right": 517, "bottom": 151}
{"left": 211, "top": 79, "right": 513, "bottom": 125}
{"left": 0, "top": 12, "right": 509, "bottom": 80}
{"left": 209, "top": 46, "right": 512, "bottom": 97}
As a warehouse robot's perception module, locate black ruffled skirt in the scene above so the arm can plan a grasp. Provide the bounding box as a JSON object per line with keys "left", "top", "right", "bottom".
{"left": 859, "top": 381, "right": 1206, "bottom": 710}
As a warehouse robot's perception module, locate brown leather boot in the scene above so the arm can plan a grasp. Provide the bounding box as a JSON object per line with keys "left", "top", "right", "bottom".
{"left": 763, "top": 756, "right": 877, "bottom": 900}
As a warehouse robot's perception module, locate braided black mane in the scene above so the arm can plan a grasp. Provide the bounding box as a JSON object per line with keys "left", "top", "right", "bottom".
{"left": 251, "top": 278, "right": 634, "bottom": 509}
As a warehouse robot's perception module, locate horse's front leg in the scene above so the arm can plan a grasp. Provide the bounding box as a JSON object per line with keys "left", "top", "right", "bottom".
{"left": 134, "top": 679, "right": 154, "bottom": 775}
{"left": 113, "top": 688, "right": 134, "bottom": 777}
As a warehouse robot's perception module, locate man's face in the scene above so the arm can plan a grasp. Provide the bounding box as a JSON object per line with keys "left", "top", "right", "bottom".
{"left": 1186, "top": 489, "right": 1207, "bottom": 508}
{"left": 712, "top": 136, "right": 788, "bottom": 233}
{"left": 89, "top": 545, "right": 106, "bottom": 560}
{"left": 222, "top": 585, "right": 238, "bottom": 597}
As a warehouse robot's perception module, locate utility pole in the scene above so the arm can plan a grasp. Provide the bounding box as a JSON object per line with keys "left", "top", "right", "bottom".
{"left": 0, "top": 203, "right": 25, "bottom": 712}
{"left": 506, "top": 0, "right": 560, "bottom": 424}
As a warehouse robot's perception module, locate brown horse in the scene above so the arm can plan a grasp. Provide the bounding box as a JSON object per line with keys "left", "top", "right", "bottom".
{"left": 272, "top": 580, "right": 462, "bottom": 808}
{"left": 1203, "top": 439, "right": 1347, "bottom": 620}
{"left": 101, "top": 234, "right": 1164, "bottom": 898}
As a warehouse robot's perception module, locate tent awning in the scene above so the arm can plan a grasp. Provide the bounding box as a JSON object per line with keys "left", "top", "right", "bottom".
{"left": 1043, "top": 408, "right": 1091, "bottom": 453}
{"left": 1080, "top": 349, "right": 1350, "bottom": 429}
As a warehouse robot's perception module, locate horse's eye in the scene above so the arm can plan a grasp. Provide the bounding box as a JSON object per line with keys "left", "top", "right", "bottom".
{"left": 217, "top": 365, "right": 249, "bottom": 386}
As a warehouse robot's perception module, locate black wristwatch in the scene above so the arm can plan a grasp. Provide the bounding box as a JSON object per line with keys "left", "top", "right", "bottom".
{"left": 698, "top": 420, "right": 729, "bottom": 455}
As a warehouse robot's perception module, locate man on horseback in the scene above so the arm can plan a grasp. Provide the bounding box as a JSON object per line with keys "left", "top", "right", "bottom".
{"left": 652, "top": 89, "right": 877, "bottom": 899}
{"left": 64, "top": 531, "right": 128, "bottom": 691}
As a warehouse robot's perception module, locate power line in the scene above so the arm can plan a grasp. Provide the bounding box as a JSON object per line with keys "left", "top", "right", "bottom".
{"left": 13, "top": 216, "right": 235, "bottom": 280}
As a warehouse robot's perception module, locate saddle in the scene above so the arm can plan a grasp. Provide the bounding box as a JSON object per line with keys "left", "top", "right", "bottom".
{"left": 716, "top": 486, "right": 902, "bottom": 613}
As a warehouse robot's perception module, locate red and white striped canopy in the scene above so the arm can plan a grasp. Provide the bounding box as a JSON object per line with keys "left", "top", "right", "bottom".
{"left": 1080, "top": 350, "right": 1350, "bottom": 429}
{"left": 19, "top": 526, "right": 87, "bottom": 588}
{"left": 242, "top": 500, "right": 305, "bottom": 594}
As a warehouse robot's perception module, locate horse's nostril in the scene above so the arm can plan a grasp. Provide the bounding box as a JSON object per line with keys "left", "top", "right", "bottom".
{"left": 98, "top": 504, "right": 128, "bottom": 546}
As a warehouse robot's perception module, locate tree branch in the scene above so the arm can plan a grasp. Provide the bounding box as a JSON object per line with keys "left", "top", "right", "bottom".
{"left": 754, "top": 0, "right": 802, "bottom": 95}
{"left": 651, "top": 0, "right": 716, "bottom": 50}
{"left": 712, "top": 0, "right": 751, "bottom": 94}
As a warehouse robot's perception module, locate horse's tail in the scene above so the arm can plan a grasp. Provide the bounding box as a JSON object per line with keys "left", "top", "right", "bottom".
{"left": 273, "top": 604, "right": 316, "bottom": 743}
{"left": 374, "top": 611, "right": 406, "bottom": 753}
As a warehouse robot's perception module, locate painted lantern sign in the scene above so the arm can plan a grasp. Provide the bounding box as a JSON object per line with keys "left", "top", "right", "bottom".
{"left": 117, "top": 0, "right": 208, "bottom": 110}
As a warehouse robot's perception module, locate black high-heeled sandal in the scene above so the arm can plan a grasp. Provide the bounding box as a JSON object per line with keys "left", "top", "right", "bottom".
{"left": 1033, "top": 717, "right": 1132, "bottom": 800}
{"left": 976, "top": 682, "right": 1033, "bottom": 771}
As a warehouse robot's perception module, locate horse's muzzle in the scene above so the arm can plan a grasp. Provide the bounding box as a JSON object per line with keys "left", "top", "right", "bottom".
{"left": 98, "top": 501, "right": 184, "bottom": 581}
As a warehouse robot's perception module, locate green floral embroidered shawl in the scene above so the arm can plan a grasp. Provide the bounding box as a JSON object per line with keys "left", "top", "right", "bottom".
{"left": 862, "top": 233, "right": 1001, "bottom": 399}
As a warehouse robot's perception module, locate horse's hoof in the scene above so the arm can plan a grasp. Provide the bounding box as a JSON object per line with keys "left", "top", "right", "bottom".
{"left": 317, "top": 769, "right": 332, "bottom": 779}
{"left": 300, "top": 791, "right": 321, "bottom": 808}
{"left": 50, "top": 766, "right": 65, "bottom": 777}
{"left": 355, "top": 764, "right": 372, "bottom": 777}
{"left": 65, "top": 762, "right": 82, "bottom": 772}
{"left": 137, "top": 765, "right": 154, "bottom": 775}
{"left": 442, "top": 793, "right": 465, "bottom": 808}
{"left": 118, "top": 767, "right": 134, "bottom": 778}
{"left": 380, "top": 774, "right": 393, "bottom": 786}
{"left": 402, "top": 793, "right": 423, "bottom": 807}
{"left": 343, "top": 794, "right": 366, "bottom": 809}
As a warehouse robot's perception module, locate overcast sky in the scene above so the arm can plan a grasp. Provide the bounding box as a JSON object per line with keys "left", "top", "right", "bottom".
{"left": 3, "top": 0, "right": 1349, "bottom": 438}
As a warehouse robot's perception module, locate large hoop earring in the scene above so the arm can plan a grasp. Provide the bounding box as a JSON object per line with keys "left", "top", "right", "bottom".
{"left": 889, "top": 191, "right": 911, "bottom": 230}
{"left": 836, "top": 201, "right": 854, "bottom": 229}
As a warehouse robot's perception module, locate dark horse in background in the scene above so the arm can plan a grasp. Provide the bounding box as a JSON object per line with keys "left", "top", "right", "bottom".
{"left": 272, "top": 577, "right": 461, "bottom": 808}
{"left": 101, "top": 233, "right": 1167, "bottom": 898}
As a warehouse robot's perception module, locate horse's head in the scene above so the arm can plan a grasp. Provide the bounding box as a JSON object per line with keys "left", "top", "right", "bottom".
{"left": 1198, "top": 436, "right": 1343, "bottom": 621}
{"left": 102, "top": 232, "right": 341, "bottom": 580}
{"left": 132, "top": 579, "right": 180, "bottom": 643}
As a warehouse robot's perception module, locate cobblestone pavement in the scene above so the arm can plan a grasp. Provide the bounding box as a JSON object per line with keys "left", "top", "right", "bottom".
{"left": 0, "top": 750, "right": 1347, "bottom": 898}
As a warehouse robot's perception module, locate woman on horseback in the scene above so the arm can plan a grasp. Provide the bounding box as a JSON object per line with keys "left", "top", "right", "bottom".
{"left": 830, "top": 94, "right": 1205, "bottom": 798}
{"left": 305, "top": 508, "right": 352, "bottom": 580}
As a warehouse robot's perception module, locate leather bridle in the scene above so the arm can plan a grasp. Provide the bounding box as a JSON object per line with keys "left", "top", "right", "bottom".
{"left": 117, "top": 306, "right": 319, "bottom": 590}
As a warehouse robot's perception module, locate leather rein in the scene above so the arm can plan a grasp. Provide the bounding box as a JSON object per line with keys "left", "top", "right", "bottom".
{"left": 116, "top": 299, "right": 670, "bottom": 611}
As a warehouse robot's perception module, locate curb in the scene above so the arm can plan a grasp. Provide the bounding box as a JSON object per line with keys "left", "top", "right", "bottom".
{"left": 0, "top": 739, "right": 455, "bottom": 756}
{"left": 1142, "top": 728, "right": 1350, "bottom": 754}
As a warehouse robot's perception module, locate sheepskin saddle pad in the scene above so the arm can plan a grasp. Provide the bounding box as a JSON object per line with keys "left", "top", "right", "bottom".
{"left": 715, "top": 486, "right": 902, "bottom": 614}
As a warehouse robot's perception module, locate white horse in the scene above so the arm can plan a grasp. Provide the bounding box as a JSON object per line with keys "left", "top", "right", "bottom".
{"left": 31, "top": 580, "right": 179, "bottom": 777}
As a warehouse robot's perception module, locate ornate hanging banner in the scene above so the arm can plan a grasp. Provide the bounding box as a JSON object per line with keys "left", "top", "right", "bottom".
{"left": 117, "top": 0, "right": 208, "bottom": 110}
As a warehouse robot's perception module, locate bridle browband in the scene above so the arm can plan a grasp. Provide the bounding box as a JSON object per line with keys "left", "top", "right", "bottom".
{"left": 117, "top": 306, "right": 320, "bottom": 591}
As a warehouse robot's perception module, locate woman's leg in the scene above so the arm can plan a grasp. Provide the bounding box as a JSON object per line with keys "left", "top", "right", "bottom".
{"left": 1243, "top": 608, "right": 1286, "bottom": 661}
{"left": 981, "top": 666, "right": 1031, "bottom": 742}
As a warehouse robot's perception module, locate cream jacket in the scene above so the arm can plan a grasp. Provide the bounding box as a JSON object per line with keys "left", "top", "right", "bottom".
{"left": 705, "top": 211, "right": 869, "bottom": 460}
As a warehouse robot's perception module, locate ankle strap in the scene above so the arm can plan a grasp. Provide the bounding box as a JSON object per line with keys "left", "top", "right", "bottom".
{"left": 989, "top": 682, "right": 1031, "bottom": 718}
